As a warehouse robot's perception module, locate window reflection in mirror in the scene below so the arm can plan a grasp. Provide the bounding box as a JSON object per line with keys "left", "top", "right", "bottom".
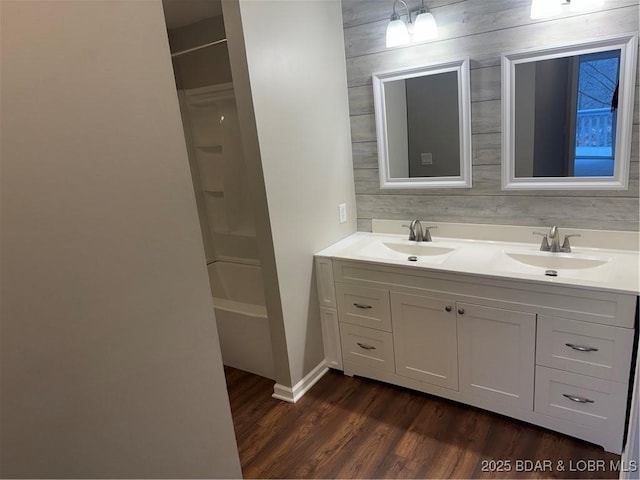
{"left": 514, "top": 50, "right": 620, "bottom": 178}
{"left": 373, "top": 58, "right": 472, "bottom": 189}
{"left": 502, "top": 35, "right": 637, "bottom": 190}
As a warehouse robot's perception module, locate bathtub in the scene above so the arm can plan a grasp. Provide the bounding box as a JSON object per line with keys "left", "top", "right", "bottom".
{"left": 207, "top": 261, "right": 275, "bottom": 380}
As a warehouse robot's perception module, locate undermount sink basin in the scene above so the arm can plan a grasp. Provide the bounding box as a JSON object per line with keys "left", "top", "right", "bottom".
{"left": 504, "top": 252, "right": 610, "bottom": 270}
{"left": 356, "top": 239, "right": 456, "bottom": 263}
{"left": 381, "top": 242, "right": 455, "bottom": 256}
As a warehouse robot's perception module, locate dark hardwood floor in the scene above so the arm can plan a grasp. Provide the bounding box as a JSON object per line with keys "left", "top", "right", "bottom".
{"left": 224, "top": 367, "right": 622, "bottom": 479}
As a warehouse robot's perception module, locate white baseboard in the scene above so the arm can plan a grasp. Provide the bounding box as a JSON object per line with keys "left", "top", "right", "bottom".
{"left": 272, "top": 361, "right": 329, "bottom": 403}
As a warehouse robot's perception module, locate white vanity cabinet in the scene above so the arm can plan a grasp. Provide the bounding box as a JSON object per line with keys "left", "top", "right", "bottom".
{"left": 314, "top": 256, "right": 637, "bottom": 454}
{"left": 457, "top": 303, "right": 536, "bottom": 411}
{"left": 315, "top": 257, "right": 342, "bottom": 370}
{"left": 533, "top": 315, "right": 633, "bottom": 445}
{"left": 391, "top": 292, "right": 458, "bottom": 390}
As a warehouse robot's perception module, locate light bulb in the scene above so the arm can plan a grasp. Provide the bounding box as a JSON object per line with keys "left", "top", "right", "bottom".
{"left": 530, "top": 0, "right": 561, "bottom": 18}
{"left": 569, "top": 0, "right": 604, "bottom": 11}
{"left": 413, "top": 11, "right": 438, "bottom": 41}
{"left": 386, "top": 18, "right": 410, "bottom": 48}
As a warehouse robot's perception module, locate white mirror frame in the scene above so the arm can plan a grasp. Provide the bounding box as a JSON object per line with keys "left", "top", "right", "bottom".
{"left": 372, "top": 58, "right": 472, "bottom": 189}
{"left": 501, "top": 34, "right": 638, "bottom": 190}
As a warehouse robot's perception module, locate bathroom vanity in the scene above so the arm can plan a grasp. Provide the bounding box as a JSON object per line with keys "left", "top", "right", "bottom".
{"left": 315, "top": 221, "right": 639, "bottom": 454}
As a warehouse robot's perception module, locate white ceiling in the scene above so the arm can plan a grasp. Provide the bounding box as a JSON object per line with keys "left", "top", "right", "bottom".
{"left": 162, "top": 0, "right": 223, "bottom": 29}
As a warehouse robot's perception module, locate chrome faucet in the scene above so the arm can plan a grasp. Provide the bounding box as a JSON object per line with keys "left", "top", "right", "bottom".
{"left": 548, "top": 225, "right": 561, "bottom": 252}
{"left": 533, "top": 226, "right": 581, "bottom": 253}
{"left": 405, "top": 219, "right": 437, "bottom": 242}
{"left": 409, "top": 219, "right": 424, "bottom": 242}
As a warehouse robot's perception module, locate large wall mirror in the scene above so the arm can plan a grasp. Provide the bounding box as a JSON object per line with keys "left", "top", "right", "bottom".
{"left": 502, "top": 35, "right": 637, "bottom": 190}
{"left": 373, "top": 58, "right": 472, "bottom": 189}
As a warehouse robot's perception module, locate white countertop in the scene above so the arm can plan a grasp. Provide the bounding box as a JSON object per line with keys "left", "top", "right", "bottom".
{"left": 316, "top": 222, "right": 640, "bottom": 295}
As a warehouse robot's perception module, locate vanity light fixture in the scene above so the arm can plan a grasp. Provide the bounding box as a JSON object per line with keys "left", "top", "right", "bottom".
{"left": 530, "top": 0, "right": 604, "bottom": 19}
{"left": 386, "top": 1, "right": 411, "bottom": 48}
{"left": 413, "top": 2, "right": 439, "bottom": 41}
{"left": 385, "top": 0, "right": 438, "bottom": 48}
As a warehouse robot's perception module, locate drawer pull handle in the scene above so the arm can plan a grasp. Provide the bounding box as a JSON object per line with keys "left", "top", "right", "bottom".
{"left": 562, "top": 394, "right": 595, "bottom": 404}
{"left": 353, "top": 303, "right": 373, "bottom": 309}
{"left": 357, "top": 342, "right": 376, "bottom": 350}
{"left": 565, "top": 343, "right": 599, "bottom": 352}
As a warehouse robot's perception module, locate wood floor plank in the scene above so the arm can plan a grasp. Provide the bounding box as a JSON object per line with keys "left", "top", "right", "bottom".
{"left": 225, "top": 367, "right": 622, "bottom": 479}
{"left": 252, "top": 372, "right": 367, "bottom": 477}
{"left": 372, "top": 453, "right": 421, "bottom": 479}
{"left": 329, "top": 384, "right": 418, "bottom": 478}
{"left": 241, "top": 464, "right": 268, "bottom": 479}
{"left": 268, "top": 377, "right": 383, "bottom": 478}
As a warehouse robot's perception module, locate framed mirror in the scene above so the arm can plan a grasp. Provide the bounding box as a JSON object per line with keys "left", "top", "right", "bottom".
{"left": 372, "top": 58, "right": 472, "bottom": 189}
{"left": 502, "top": 34, "right": 637, "bottom": 190}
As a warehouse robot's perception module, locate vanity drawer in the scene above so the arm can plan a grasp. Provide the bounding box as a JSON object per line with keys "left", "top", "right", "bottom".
{"left": 339, "top": 323, "right": 395, "bottom": 373}
{"left": 536, "top": 315, "right": 633, "bottom": 383}
{"left": 534, "top": 366, "right": 626, "bottom": 432}
{"left": 336, "top": 283, "right": 391, "bottom": 332}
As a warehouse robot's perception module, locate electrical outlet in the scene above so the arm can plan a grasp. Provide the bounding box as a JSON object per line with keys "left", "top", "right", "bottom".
{"left": 339, "top": 203, "right": 347, "bottom": 224}
{"left": 421, "top": 152, "right": 433, "bottom": 166}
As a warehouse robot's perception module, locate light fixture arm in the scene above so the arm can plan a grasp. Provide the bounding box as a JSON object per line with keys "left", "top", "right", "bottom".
{"left": 391, "top": 0, "right": 411, "bottom": 24}
{"left": 396, "top": 0, "right": 434, "bottom": 27}
{"left": 386, "top": 0, "right": 438, "bottom": 47}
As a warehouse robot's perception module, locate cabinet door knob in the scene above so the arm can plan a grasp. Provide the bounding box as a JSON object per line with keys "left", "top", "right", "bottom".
{"left": 445, "top": 305, "right": 452, "bottom": 312}
{"left": 458, "top": 308, "right": 465, "bottom": 315}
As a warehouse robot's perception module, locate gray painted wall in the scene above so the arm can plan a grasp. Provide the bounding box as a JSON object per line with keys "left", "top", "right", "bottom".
{"left": 343, "top": 0, "right": 639, "bottom": 232}
{"left": 406, "top": 72, "right": 460, "bottom": 177}
{"left": 224, "top": 0, "right": 356, "bottom": 388}
{"left": 515, "top": 58, "right": 573, "bottom": 177}
{"left": 515, "top": 62, "right": 537, "bottom": 177}
{"left": 532, "top": 58, "right": 572, "bottom": 177}
{"left": 385, "top": 79, "right": 410, "bottom": 178}
{"left": 0, "top": 1, "right": 241, "bottom": 477}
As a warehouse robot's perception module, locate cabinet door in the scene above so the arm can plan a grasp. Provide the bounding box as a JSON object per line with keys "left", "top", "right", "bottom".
{"left": 320, "top": 307, "right": 342, "bottom": 370}
{"left": 391, "top": 292, "right": 458, "bottom": 390}
{"left": 457, "top": 303, "right": 535, "bottom": 410}
{"left": 315, "top": 257, "right": 336, "bottom": 309}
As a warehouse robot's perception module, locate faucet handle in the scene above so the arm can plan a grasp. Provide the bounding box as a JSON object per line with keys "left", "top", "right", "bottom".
{"left": 423, "top": 225, "right": 437, "bottom": 242}
{"left": 561, "top": 234, "right": 581, "bottom": 252}
{"left": 402, "top": 224, "right": 416, "bottom": 241}
{"left": 533, "top": 231, "right": 550, "bottom": 251}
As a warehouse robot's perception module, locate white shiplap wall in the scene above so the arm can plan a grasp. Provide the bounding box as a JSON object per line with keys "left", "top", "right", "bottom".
{"left": 343, "top": 0, "right": 640, "bottom": 232}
